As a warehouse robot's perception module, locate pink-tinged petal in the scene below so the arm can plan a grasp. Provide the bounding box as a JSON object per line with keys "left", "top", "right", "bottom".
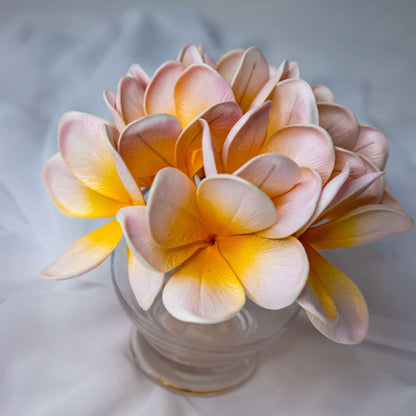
{"left": 289, "top": 62, "right": 300, "bottom": 78}
{"left": 296, "top": 164, "right": 351, "bottom": 236}
{"left": 216, "top": 49, "right": 245, "bottom": 84}
{"left": 297, "top": 276, "right": 338, "bottom": 325}
{"left": 275, "top": 59, "right": 289, "bottom": 79}
{"left": 356, "top": 155, "right": 385, "bottom": 204}
{"left": 116, "top": 76, "right": 145, "bottom": 124}
{"left": 231, "top": 46, "right": 270, "bottom": 111}
{"left": 380, "top": 190, "right": 404, "bottom": 211}
{"left": 174, "top": 63, "right": 235, "bottom": 126}
{"left": 268, "top": 79, "right": 318, "bottom": 135}
{"left": 127, "top": 246, "right": 164, "bottom": 311}
{"left": 163, "top": 244, "right": 245, "bottom": 324}
{"left": 331, "top": 147, "right": 367, "bottom": 182}
{"left": 41, "top": 220, "right": 122, "bottom": 280}
{"left": 248, "top": 64, "right": 285, "bottom": 110}
{"left": 147, "top": 168, "right": 210, "bottom": 248}
{"left": 58, "top": 112, "right": 132, "bottom": 203}
{"left": 261, "top": 124, "right": 335, "bottom": 184}
{"left": 177, "top": 43, "right": 215, "bottom": 67}
{"left": 103, "top": 90, "right": 125, "bottom": 132}
{"left": 323, "top": 167, "right": 384, "bottom": 220}
{"left": 353, "top": 125, "right": 389, "bottom": 170}
{"left": 258, "top": 168, "right": 322, "bottom": 238}
{"left": 197, "top": 174, "right": 276, "bottom": 236}
{"left": 104, "top": 89, "right": 116, "bottom": 106}
{"left": 222, "top": 101, "right": 271, "bottom": 173}
{"left": 301, "top": 245, "right": 368, "bottom": 344}
{"left": 99, "top": 99, "right": 153, "bottom": 183}
{"left": 200, "top": 119, "right": 221, "bottom": 176}
{"left": 127, "top": 63, "right": 150, "bottom": 89}
{"left": 177, "top": 43, "right": 204, "bottom": 66}
{"left": 234, "top": 153, "right": 301, "bottom": 198}
{"left": 118, "top": 114, "right": 182, "bottom": 183}
{"left": 217, "top": 235, "right": 308, "bottom": 309}
{"left": 175, "top": 101, "right": 242, "bottom": 177}
{"left": 144, "top": 60, "right": 184, "bottom": 116}
{"left": 302, "top": 204, "right": 414, "bottom": 249}
{"left": 200, "top": 46, "right": 216, "bottom": 68}
{"left": 104, "top": 126, "right": 145, "bottom": 205}
{"left": 312, "top": 85, "right": 335, "bottom": 103}
{"left": 318, "top": 103, "right": 359, "bottom": 150}
{"left": 118, "top": 206, "right": 203, "bottom": 273}
{"left": 43, "top": 153, "right": 129, "bottom": 218}
{"left": 280, "top": 61, "right": 300, "bottom": 80}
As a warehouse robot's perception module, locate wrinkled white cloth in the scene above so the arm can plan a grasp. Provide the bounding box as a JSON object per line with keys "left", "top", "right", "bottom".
{"left": 1, "top": 5, "right": 415, "bottom": 416}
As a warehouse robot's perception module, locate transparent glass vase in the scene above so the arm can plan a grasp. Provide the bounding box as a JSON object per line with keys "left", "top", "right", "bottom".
{"left": 112, "top": 242, "right": 299, "bottom": 395}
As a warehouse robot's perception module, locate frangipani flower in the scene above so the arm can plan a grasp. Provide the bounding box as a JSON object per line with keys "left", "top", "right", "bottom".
{"left": 107, "top": 54, "right": 241, "bottom": 180}
{"left": 201, "top": 99, "right": 334, "bottom": 190}
{"left": 293, "top": 162, "right": 413, "bottom": 344}
{"left": 41, "top": 43, "right": 413, "bottom": 347}
{"left": 117, "top": 113, "right": 184, "bottom": 188}
{"left": 102, "top": 46, "right": 191, "bottom": 132}
{"left": 117, "top": 167, "right": 310, "bottom": 323}
{"left": 216, "top": 47, "right": 300, "bottom": 112}
{"left": 173, "top": 69, "right": 321, "bottom": 179}
{"left": 170, "top": 49, "right": 330, "bottom": 183}
{"left": 177, "top": 43, "right": 216, "bottom": 68}
{"left": 312, "top": 84, "right": 389, "bottom": 169}
{"left": 313, "top": 83, "right": 390, "bottom": 200}
{"left": 104, "top": 44, "right": 299, "bottom": 134}
{"left": 41, "top": 112, "right": 145, "bottom": 279}
{"left": 44, "top": 44, "right": 314, "bottom": 281}
{"left": 173, "top": 46, "right": 320, "bottom": 178}
{"left": 199, "top": 117, "right": 394, "bottom": 342}
{"left": 102, "top": 49, "right": 239, "bottom": 189}
{"left": 105, "top": 44, "right": 320, "bottom": 180}
{"left": 104, "top": 43, "right": 237, "bottom": 137}
{"left": 201, "top": 119, "right": 323, "bottom": 239}
{"left": 103, "top": 63, "right": 150, "bottom": 131}
{"left": 197, "top": 75, "right": 410, "bottom": 342}
{"left": 314, "top": 84, "right": 409, "bottom": 231}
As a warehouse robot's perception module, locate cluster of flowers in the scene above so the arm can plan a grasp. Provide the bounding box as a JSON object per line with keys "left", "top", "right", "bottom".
{"left": 42, "top": 44, "right": 412, "bottom": 344}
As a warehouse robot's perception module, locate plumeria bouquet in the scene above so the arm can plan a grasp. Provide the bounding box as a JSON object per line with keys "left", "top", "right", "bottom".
{"left": 42, "top": 44, "right": 412, "bottom": 344}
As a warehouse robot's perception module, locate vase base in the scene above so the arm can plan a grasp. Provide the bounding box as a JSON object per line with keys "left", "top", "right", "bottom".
{"left": 130, "top": 329, "right": 259, "bottom": 396}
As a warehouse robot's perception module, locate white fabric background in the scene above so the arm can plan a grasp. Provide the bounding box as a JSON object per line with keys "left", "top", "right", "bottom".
{"left": 1, "top": 4, "right": 415, "bottom": 415}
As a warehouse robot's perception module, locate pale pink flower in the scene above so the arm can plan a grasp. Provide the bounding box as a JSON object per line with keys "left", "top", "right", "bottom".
{"left": 41, "top": 44, "right": 413, "bottom": 343}
{"left": 293, "top": 162, "right": 413, "bottom": 343}
{"left": 104, "top": 45, "right": 321, "bottom": 181}
{"left": 117, "top": 166, "right": 312, "bottom": 322}
{"left": 41, "top": 112, "right": 146, "bottom": 280}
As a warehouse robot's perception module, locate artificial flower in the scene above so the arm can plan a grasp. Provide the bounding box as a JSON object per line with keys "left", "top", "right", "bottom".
{"left": 41, "top": 112, "right": 145, "bottom": 279}
{"left": 105, "top": 44, "right": 320, "bottom": 180}
{"left": 41, "top": 43, "right": 413, "bottom": 345}
{"left": 294, "top": 163, "right": 413, "bottom": 343}
{"left": 103, "top": 63, "right": 150, "bottom": 131}
{"left": 117, "top": 167, "right": 311, "bottom": 323}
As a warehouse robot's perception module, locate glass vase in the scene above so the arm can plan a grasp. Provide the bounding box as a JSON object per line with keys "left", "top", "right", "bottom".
{"left": 111, "top": 243, "right": 299, "bottom": 396}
